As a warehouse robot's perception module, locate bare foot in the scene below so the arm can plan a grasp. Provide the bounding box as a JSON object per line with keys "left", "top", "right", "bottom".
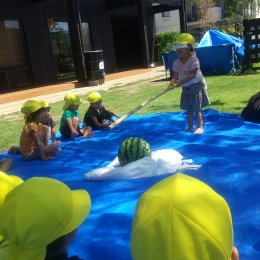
{"left": 194, "top": 128, "right": 204, "bottom": 134}
{"left": 185, "top": 128, "right": 194, "bottom": 133}
{"left": 82, "top": 126, "right": 93, "bottom": 138}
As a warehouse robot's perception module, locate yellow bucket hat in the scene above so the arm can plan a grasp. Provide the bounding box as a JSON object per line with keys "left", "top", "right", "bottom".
{"left": 0, "top": 177, "right": 91, "bottom": 260}
{"left": 131, "top": 173, "right": 234, "bottom": 260}
{"left": 87, "top": 92, "right": 102, "bottom": 104}
{"left": 39, "top": 99, "right": 50, "bottom": 108}
{"left": 174, "top": 33, "right": 195, "bottom": 48}
{"left": 63, "top": 93, "right": 83, "bottom": 111}
{"left": 21, "top": 100, "right": 46, "bottom": 123}
{"left": 0, "top": 171, "right": 23, "bottom": 243}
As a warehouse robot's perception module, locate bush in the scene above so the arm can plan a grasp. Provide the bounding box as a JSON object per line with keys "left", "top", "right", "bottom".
{"left": 154, "top": 30, "right": 180, "bottom": 61}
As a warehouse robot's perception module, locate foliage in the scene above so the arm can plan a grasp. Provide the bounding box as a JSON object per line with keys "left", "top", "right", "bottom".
{"left": 154, "top": 30, "right": 180, "bottom": 61}
{"left": 1, "top": 72, "right": 260, "bottom": 150}
{"left": 190, "top": 0, "right": 214, "bottom": 21}
{"left": 222, "top": 0, "right": 260, "bottom": 36}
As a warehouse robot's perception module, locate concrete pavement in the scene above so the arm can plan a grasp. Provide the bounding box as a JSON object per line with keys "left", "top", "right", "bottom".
{"left": 0, "top": 66, "right": 166, "bottom": 115}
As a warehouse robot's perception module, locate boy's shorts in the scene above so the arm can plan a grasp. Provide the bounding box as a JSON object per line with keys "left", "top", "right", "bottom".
{"left": 180, "top": 82, "right": 210, "bottom": 112}
{"left": 60, "top": 124, "right": 83, "bottom": 140}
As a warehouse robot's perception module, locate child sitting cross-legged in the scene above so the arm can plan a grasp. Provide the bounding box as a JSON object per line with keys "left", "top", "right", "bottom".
{"left": 83, "top": 92, "right": 121, "bottom": 130}
{"left": 60, "top": 93, "right": 93, "bottom": 140}
{"left": 19, "top": 100, "right": 59, "bottom": 161}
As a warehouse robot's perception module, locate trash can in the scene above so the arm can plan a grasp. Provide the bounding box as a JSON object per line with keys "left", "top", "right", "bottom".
{"left": 84, "top": 50, "right": 105, "bottom": 86}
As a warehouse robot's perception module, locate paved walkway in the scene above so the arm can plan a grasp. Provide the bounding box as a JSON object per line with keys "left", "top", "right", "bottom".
{"left": 0, "top": 66, "right": 166, "bottom": 115}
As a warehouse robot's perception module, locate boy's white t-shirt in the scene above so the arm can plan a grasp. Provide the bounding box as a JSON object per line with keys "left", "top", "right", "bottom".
{"left": 173, "top": 56, "right": 205, "bottom": 88}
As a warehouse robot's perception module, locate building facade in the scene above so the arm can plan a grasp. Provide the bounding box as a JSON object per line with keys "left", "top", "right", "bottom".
{"left": 0, "top": 0, "right": 186, "bottom": 90}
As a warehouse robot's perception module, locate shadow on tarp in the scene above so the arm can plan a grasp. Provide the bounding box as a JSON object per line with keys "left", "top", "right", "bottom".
{"left": 1, "top": 109, "right": 260, "bottom": 260}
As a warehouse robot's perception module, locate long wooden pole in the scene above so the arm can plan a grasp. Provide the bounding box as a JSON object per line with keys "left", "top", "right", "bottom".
{"left": 108, "top": 86, "right": 174, "bottom": 130}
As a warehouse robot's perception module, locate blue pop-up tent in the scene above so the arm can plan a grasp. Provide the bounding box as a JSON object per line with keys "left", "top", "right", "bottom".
{"left": 162, "top": 30, "right": 245, "bottom": 76}
{"left": 198, "top": 29, "right": 244, "bottom": 56}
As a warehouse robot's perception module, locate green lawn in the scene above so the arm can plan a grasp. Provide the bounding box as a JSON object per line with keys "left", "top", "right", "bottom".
{"left": 0, "top": 73, "right": 259, "bottom": 151}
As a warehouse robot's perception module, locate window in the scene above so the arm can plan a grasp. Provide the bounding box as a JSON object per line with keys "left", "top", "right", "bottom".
{"left": 0, "top": 20, "right": 30, "bottom": 89}
{"left": 81, "top": 22, "right": 92, "bottom": 51}
{"left": 0, "top": 20, "right": 26, "bottom": 69}
{"left": 162, "top": 11, "right": 171, "bottom": 18}
{"left": 48, "top": 21, "right": 75, "bottom": 79}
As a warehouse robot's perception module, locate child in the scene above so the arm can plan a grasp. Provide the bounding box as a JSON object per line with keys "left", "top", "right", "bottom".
{"left": 241, "top": 90, "right": 260, "bottom": 123}
{"left": 0, "top": 177, "right": 91, "bottom": 259}
{"left": 131, "top": 173, "right": 239, "bottom": 260}
{"left": 0, "top": 171, "right": 23, "bottom": 245}
{"left": 83, "top": 92, "right": 121, "bottom": 130}
{"left": 170, "top": 33, "right": 210, "bottom": 134}
{"left": 41, "top": 100, "right": 59, "bottom": 144}
{"left": 60, "top": 93, "right": 93, "bottom": 139}
{"left": 19, "top": 100, "right": 59, "bottom": 161}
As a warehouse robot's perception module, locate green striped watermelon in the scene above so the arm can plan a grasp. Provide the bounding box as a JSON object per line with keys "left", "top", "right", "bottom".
{"left": 118, "top": 137, "right": 151, "bottom": 166}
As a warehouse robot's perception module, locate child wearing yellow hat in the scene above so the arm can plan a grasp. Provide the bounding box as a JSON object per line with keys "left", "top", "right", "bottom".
{"left": 60, "top": 93, "right": 93, "bottom": 139}
{"left": 170, "top": 33, "right": 210, "bottom": 134}
{"left": 0, "top": 177, "right": 91, "bottom": 259}
{"left": 0, "top": 170, "right": 23, "bottom": 245}
{"left": 19, "top": 100, "right": 59, "bottom": 160}
{"left": 83, "top": 92, "right": 121, "bottom": 130}
{"left": 131, "top": 173, "right": 239, "bottom": 260}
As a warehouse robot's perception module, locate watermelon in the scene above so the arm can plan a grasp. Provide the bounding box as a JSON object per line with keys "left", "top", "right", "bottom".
{"left": 118, "top": 137, "right": 151, "bottom": 166}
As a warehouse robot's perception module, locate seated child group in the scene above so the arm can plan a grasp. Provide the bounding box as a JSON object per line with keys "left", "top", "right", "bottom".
{"left": 8, "top": 91, "right": 120, "bottom": 160}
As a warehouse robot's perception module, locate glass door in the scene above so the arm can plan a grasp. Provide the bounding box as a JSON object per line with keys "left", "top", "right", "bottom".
{"left": 48, "top": 21, "right": 76, "bottom": 79}
{"left": 0, "top": 20, "right": 30, "bottom": 89}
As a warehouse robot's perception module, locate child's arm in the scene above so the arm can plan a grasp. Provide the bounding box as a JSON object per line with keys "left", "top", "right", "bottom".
{"left": 91, "top": 116, "right": 109, "bottom": 128}
{"left": 30, "top": 130, "right": 50, "bottom": 160}
{"left": 176, "top": 68, "right": 198, "bottom": 85}
{"left": 170, "top": 71, "right": 178, "bottom": 86}
{"left": 66, "top": 118, "right": 79, "bottom": 138}
{"left": 51, "top": 127, "right": 59, "bottom": 144}
{"left": 106, "top": 109, "right": 121, "bottom": 118}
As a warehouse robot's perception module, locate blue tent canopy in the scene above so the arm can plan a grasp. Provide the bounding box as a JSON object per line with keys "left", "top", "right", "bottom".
{"left": 198, "top": 29, "right": 244, "bottom": 56}
{"left": 162, "top": 30, "right": 245, "bottom": 76}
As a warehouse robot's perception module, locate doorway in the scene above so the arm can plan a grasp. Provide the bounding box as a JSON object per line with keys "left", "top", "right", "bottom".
{"left": 111, "top": 15, "right": 142, "bottom": 71}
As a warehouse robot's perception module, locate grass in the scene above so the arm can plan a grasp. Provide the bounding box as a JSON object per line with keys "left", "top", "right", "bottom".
{"left": 0, "top": 72, "right": 259, "bottom": 151}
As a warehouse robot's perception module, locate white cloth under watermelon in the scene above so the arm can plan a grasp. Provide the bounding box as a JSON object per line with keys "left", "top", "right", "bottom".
{"left": 84, "top": 149, "right": 201, "bottom": 181}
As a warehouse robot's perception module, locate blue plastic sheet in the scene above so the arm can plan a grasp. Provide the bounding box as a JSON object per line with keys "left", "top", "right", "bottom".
{"left": 1, "top": 109, "right": 260, "bottom": 260}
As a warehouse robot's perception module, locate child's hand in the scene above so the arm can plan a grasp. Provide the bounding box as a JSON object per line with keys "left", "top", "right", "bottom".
{"left": 176, "top": 79, "right": 182, "bottom": 86}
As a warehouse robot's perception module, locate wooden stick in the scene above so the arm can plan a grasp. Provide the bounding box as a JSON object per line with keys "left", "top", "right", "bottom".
{"left": 108, "top": 86, "right": 174, "bottom": 130}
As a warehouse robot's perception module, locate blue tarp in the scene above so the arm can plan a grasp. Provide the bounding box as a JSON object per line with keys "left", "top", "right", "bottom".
{"left": 162, "top": 30, "right": 245, "bottom": 76}
{"left": 1, "top": 109, "right": 260, "bottom": 260}
{"left": 198, "top": 29, "right": 244, "bottom": 56}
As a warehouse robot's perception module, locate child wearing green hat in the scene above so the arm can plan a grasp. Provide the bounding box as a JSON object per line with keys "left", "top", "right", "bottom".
{"left": 83, "top": 92, "right": 121, "bottom": 130}
{"left": 60, "top": 93, "right": 93, "bottom": 139}
{"left": 0, "top": 177, "right": 91, "bottom": 260}
{"left": 131, "top": 173, "right": 239, "bottom": 260}
{"left": 170, "top": 33, "right": 210, "bottom": 134}
{"left": 19, "top": 100, "right": 59, "bottom": 161}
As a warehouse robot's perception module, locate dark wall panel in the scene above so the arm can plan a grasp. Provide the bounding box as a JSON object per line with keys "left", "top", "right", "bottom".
{"left": 79, "top": 0, "right": 117, "bottom": 73}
